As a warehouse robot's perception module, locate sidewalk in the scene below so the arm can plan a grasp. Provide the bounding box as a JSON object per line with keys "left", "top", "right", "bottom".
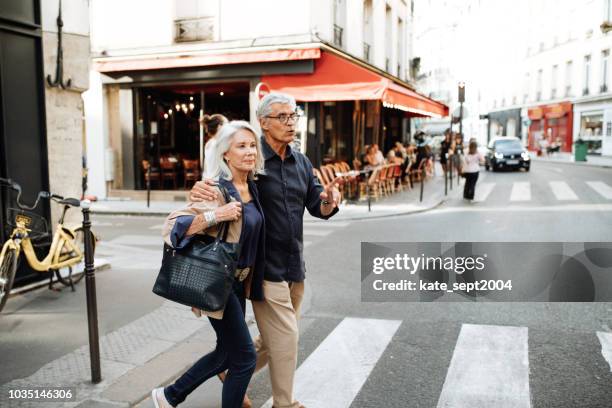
{"left": 530, "top": 152, "right": 612, "bottom": 168}
{"left": 91, "top": 172, "right": 458, "bottom": 221}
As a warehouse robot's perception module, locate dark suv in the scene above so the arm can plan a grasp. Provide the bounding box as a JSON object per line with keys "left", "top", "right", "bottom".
{"left": 485, "top": 137, "right": 530, "bottom": 172}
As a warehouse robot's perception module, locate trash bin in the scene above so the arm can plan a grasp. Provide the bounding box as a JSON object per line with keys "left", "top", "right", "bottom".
{"left": 574, "top": 140, "right": 588, "bottom": 162}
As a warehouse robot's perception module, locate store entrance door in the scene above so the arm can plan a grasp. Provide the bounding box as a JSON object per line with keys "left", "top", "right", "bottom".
{"left": 0, "top": 0, "right": 53, "bottom": 287}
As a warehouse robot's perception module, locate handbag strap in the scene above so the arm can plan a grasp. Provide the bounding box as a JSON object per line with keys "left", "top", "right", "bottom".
{"left": 215, "top": 186, "right": 232, "bottom": 243}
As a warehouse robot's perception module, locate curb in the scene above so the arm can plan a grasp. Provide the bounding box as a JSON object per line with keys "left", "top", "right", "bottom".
{"left": 8, "top": 260, "right": 111, "bottom": 297}
{"left": 91, "top": 200, "right": 445, "bottom": 221}
{"left": 91, "top": 195, "right": 449, "bottom": 221}
{"left": 531, "top": 158, "right": 612, "bottom": 169}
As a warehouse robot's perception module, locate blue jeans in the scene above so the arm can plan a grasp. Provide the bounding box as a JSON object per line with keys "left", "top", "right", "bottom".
{"left": 164, "top": 282, "right": 256, "bottom": 407}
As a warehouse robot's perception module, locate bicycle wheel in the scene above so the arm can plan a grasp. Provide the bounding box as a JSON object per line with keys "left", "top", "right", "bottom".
{"left": 0, "top": 248, "right": 18, "bottom": 312}
{"left": 56, "top": 227, "right": 94, "bottom": 288}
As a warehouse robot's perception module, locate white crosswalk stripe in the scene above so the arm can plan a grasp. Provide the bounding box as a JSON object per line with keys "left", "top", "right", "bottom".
{"left": 261, "top": 318, "right": 401, "bottom": 408}
{"left": 436, "top": 324, "right": 531, "bottom": 408}
{"left": 549, "top": 181, "right": 578, "bottom": 201}
{"left": 461, "top": 181, "right": 612, "bottom": 204}
{"left": 473, "top": 182, "right": 495, "bottom": 202}
{"left": 510, "top": 181, "right": 531, "bottom": 201}
{"left": 587, "top": 181, "right": 612, "bottom": 199}
{"left": 257, "top": 317, "right": 612, "bottom": 408}
{"left": 597, "top": 331, "right": 612, "bottom": 372}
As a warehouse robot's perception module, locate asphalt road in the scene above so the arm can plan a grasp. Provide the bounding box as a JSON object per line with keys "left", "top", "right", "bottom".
{"left": 2, "top": 160, "right": 611, "bottom": 407}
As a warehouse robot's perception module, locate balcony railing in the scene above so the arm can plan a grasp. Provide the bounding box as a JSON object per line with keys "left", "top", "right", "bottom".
{"left": 333, "top": 24, "right": 344, "bottom": 47}
{"left": 565, "top": 85, "right": 572, "bottom": 97}
{"left": 175, "top": 17, "right": 215, "bottom": 42}
{"left": 363, "top": 42, "right": 371, "bottom": 62}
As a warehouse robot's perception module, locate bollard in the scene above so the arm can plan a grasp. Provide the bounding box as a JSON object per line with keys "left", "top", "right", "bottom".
{"left": 146, "top": 165, "right": 151, "bottom": 208}
{"left": 444, "top": 164, "right": 448, "bottom": 196}
{"left": 449, "top": 155, "right": 453, "bottom": 190}
{"left": 80, "top": 200, "right": 102, "bottom": 384}
{"left": 419, "top": 168, "right": 425, "bottom": 202}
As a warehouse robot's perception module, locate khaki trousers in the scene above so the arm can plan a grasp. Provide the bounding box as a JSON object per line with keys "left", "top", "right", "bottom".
{"left": 252, "top": 280, "right": 304, "bottom": 408}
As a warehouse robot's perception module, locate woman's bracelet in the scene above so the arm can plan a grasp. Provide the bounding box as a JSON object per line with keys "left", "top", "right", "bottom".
{"left": 204, "top": 210, "right": 217, "bottom": 227}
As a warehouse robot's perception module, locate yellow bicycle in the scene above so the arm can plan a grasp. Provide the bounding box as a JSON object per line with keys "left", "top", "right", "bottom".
{"left": 0, "top": 178, "right": 94, "bottom": 312}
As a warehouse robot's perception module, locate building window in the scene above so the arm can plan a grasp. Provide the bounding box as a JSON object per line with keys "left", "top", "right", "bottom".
{"left": 174, "top": 0, "right": 218, "bottom": 43}
{"left": 551, "top": 64, "right": 558, "bottom": 99}
{"left": 397, "top": 17, "right": 405, "bottom": 79}
{"left": 385, "top": 5, "right": 392, "bottom": 73}
{"left": 606, "top": 0, "right": 612, "bottom": 21}
{"left": 584, "top": 55, "right": 591, "bottom": 95}
{"left": 363, "top": 0, "right": 373, "bottom": 62}
{"left": 565, "top": 60, "right": 573, "bottom": 96}
{"left": 536, "top": 69, "right": 543, "bottom": 101}
{"left": 601, "top": 50, "right": 609, "bottom": 93}
{"left": 333, "top": 0, "right": 346, "bottom": 48}
{"left": 523, "top": 72, "right": 530, "bottom": 102}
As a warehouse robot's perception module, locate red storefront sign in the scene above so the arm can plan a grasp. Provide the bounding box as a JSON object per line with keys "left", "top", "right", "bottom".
{"left": 527, "top": 102, "right": 573, "bottom": 153}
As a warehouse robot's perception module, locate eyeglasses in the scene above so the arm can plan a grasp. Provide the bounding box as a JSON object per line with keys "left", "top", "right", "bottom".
{"left": 265, "top": 113, "right": 301, "bottom": 125}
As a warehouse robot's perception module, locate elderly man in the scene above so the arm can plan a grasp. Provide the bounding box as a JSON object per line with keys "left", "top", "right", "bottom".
{"left": 190, "top": 93, "right": 340, "bottom": 408}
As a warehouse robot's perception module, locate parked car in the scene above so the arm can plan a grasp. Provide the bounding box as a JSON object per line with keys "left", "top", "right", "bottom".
{"left": 485, "top": 137, "right": 530, "bottom": 171}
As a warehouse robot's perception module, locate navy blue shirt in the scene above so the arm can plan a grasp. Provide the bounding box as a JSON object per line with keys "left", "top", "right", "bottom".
{"left": 256, "top": 138, "right": 338, "bottom": 282}
{"left": 238, "top": 201, "right": 263, "bottom": 268}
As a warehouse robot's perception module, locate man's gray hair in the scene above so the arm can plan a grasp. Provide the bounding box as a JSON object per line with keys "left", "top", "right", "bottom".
{"left": 207, "top": 120, "right": 265, "bottom": 181}
{"left": 256, "top": 92, "right": 297, "bottom": 119}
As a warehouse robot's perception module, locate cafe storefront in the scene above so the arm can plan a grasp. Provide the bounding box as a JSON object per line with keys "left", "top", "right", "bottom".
{"left": 527, "top": 102, "right": 573, "bottom": 153}
{"left": 93, "top": 44, "right": 447, "bottom": 196}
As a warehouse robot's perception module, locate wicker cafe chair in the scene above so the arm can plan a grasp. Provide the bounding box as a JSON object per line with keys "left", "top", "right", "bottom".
{"left": 313, "top": 168, "right": 324, "bottom": 184}
{"left": 318, "top": 165, "right": 334, "bottom": 186}
{"left": 322, "top": 164, "right": 344, "bottom": 202}
{"left": 391, "top": 164, "right": 403, "bottom": 192}
{"left": 160, "top": 156, "right": 178, "bottom": 189}
{"left": 182, "top": 159, "right": 201, "bottom": 189}
{"left": 377, "top": 165, "right": 391, "bottom": 196}
{"left": 358, "top": 166, "right": 383, "bottom": 201}
{"left": 337, "top": 161, "right": 358, "bottom": 199}
{"left": 410, "top": 159, "right": 428, "bottom": 184}
{"left": 142, "top": 160, "right": 161, "bottom": 188}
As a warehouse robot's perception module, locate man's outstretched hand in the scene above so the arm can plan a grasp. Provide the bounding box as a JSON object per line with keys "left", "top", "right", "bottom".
{"left": 320, "top": 176, "right": 342, "bottom": 215}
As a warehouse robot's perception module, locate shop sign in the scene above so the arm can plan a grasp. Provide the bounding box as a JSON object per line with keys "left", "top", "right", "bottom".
{"left": 255, "top": 82, "right": 271, "bottom": 100}
{"left": 528, "top": 107, "right": 543, "bottom": 120}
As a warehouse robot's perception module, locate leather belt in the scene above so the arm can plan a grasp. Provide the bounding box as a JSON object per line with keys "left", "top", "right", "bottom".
{"left": 235, "top": 267, "right": 251, "bottom": 282}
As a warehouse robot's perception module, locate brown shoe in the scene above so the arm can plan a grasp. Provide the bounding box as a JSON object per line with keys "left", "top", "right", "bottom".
{"left": 217, "top": 371, "right": 252, "bottom": 408}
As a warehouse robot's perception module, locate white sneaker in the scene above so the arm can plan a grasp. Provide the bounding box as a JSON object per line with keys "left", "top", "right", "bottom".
{"left": 152, "top": 387, "right": 173, "bottom": 408}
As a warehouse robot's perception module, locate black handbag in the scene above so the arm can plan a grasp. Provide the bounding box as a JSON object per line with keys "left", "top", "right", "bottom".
{"left": 152, "top": 187, "right": 241, "bottom": 312}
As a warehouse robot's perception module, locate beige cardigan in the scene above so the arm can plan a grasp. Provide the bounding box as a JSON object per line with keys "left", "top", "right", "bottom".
{"left": 161, "top": 186, "right": 242, "bottom": 320}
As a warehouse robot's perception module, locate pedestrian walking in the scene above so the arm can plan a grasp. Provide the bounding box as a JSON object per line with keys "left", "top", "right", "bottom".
{"left": 189, "top": 93, "right": 341, "bottom": 408}
{"left": 153, "top": 121, "right": 266, "bottom": 408}
{"left": 202, "top": 113, "right": 228, "bottom": 178}
{"left": 462, "top": 140, "right": 484, "bottom": 202}
{"left": 439, "top": 129, "right": 452, "bottom": 173}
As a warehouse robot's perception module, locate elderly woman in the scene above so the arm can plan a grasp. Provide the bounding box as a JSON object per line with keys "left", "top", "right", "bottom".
{"left": 153, "top": 121, "right": 265, "bottom": 408}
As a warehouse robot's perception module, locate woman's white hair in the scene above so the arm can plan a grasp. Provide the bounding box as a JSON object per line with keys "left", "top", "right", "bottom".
{"left": 256, "top": 92, "right": 297, "bottom": 119}
{"left": 207, "top": 120, "right": 264, "bottom": 181}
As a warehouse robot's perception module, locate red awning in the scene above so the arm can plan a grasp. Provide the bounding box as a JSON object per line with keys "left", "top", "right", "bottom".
{"left": 262, "top": 52, "right": 448, "bottom": 118}
{"left": 94, "top": 47, "right": 321, "bottom": 73}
